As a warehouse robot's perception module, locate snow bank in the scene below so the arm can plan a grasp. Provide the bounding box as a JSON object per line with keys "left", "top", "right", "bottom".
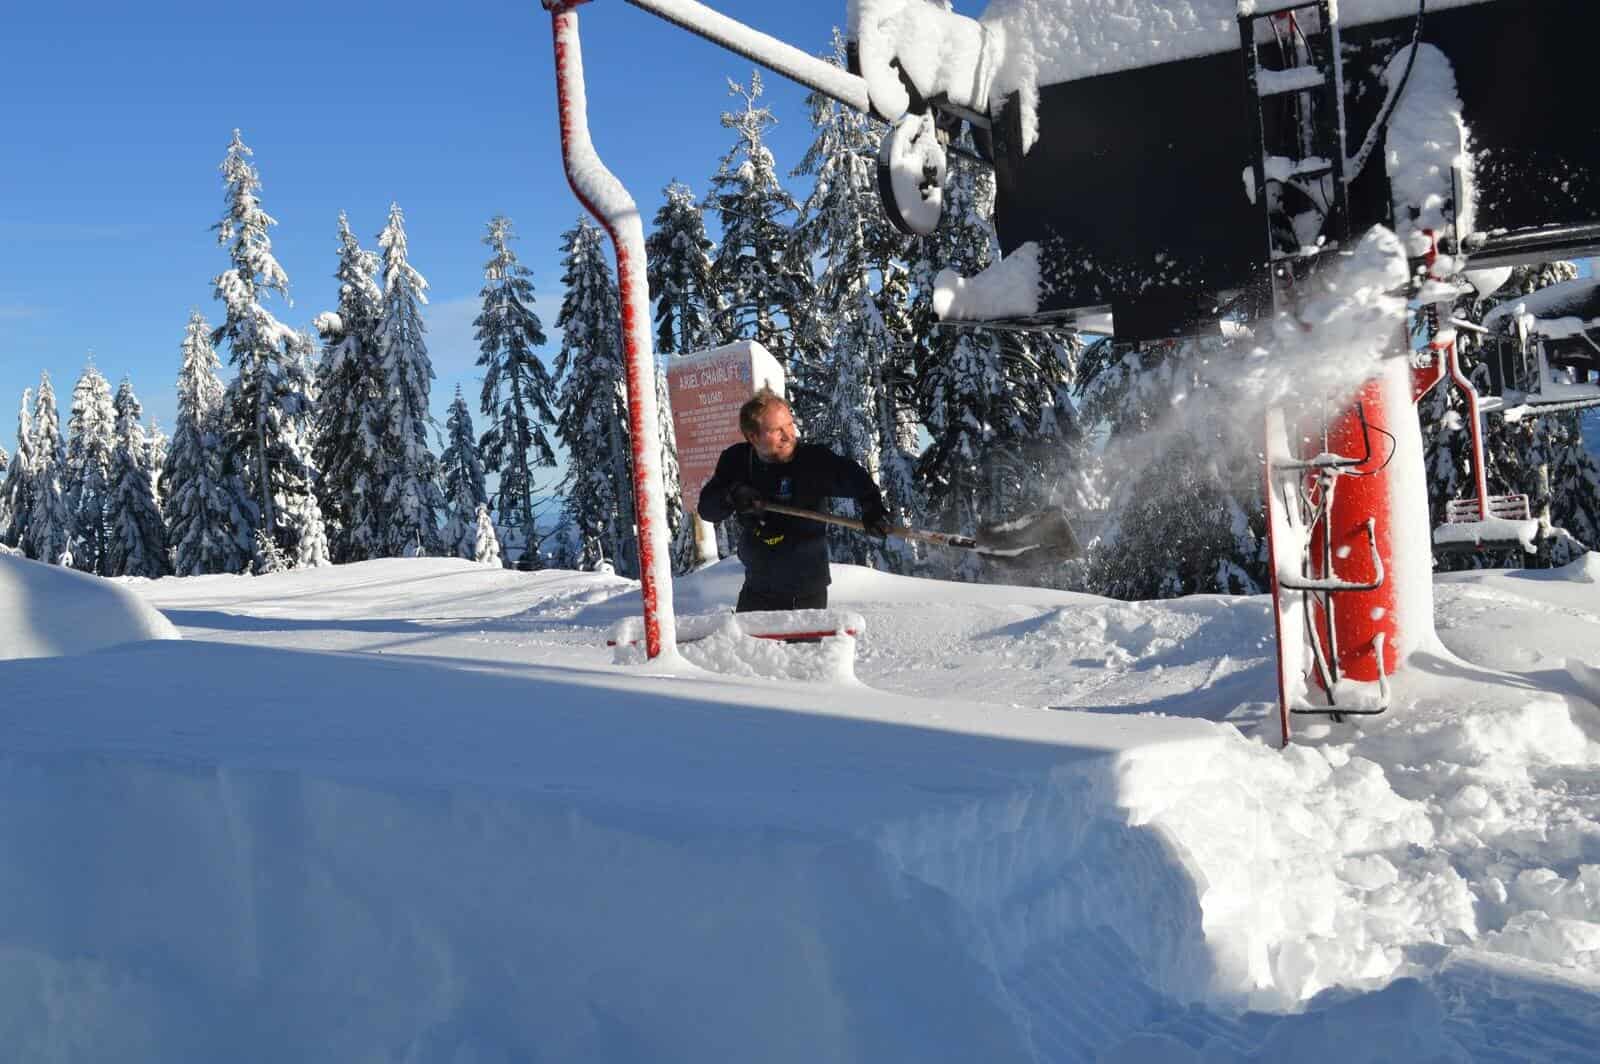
{"left": 0, "top": 554, "right": 178, "bottom": 661}
{"left": 0, "top": 631, "right": 1224, "bottom": 1061}
{"left": 6, "top": 559, "right": 1600, "bottom": 1058}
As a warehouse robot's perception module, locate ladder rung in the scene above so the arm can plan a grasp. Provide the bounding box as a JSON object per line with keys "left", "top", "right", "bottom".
{"left": 1243, "top": 0, "right": 1327, "bottom": 19}
{"left": 1256, "top": 66, "right": 1330, "bottom": 97}
{"left": 1262, "top": 154, "right": 1334, "bottom": 182}
{"left": 1445, "top": 494, "right": 1531, "bottom": 523}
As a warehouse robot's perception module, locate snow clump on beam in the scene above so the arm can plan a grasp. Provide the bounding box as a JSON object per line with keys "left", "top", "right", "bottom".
{"left": 932, "top": 241, "right": 1042, "bottom": 322}
{"left": 851, "top": 0, "right": 1496, "bottom": 153}
{"left": 1380, "top": 43, "right": 1474, "bottom": 252}
{"left": 850, "top": 0, "right": 993, "bottom": 122}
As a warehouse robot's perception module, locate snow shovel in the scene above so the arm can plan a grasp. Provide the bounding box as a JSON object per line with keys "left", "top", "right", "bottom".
{"left": 758, "top": 502, "right": 1081, "bottom": 561}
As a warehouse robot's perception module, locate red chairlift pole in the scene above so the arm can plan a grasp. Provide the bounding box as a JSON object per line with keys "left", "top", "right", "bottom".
{"left": 545, "top": 0, "right": 676, "bottom": 659}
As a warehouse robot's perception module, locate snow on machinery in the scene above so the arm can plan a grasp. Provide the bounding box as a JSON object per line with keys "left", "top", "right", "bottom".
{"left": 541, "top": 0, "right": 1600, "bottom": 737}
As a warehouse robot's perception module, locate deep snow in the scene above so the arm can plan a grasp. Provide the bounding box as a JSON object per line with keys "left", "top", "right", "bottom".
{"left": 2, "top": 553, "right": 1599, "bottom": 1061}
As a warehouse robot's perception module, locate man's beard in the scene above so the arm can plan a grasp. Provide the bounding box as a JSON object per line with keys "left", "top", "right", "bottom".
{"left": 757, "top": 444, "right": 795, "bottom": 463}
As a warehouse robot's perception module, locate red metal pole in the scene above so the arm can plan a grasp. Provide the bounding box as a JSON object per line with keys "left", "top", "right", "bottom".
{"left": 547, "top": 0, "right": 676, "bottom": 658}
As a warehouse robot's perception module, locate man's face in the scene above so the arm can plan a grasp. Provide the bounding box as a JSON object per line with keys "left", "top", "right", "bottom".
{"left": 745, "top": 403, "right": 798, "bottom": 463}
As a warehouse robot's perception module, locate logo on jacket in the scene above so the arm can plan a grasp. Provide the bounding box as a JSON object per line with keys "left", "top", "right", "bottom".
{"left": 776, "top": 476, "right": 793, "bottom": 501}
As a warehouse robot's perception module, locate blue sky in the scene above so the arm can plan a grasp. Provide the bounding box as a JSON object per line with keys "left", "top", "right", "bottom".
{"left": 0, "top": 0, "right": 930, "bottom": 449}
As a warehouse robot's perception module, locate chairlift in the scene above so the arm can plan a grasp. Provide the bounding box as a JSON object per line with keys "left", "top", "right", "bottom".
{"left": 1477, "top": 276, "right": 1600, "bottom": 418}
{"left": 1428, "top": 333, "right": 1542, "bottom": 558}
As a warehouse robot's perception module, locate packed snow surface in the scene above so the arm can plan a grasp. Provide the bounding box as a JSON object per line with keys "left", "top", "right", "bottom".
{"left": 4, "top": 554, "right": 1600, "bottom": 1060}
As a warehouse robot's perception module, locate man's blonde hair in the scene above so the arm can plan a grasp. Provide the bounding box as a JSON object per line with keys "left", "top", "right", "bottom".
{"left": 739, "top": 387, "right": 791, "bottom": 436}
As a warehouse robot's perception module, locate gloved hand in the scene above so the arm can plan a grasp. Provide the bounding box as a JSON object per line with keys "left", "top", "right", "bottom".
{"left": 728, "top": 482, "right": 765, "bottom": 517}
{"left": 861, "top": 503, "right": 894, "bottom": 541}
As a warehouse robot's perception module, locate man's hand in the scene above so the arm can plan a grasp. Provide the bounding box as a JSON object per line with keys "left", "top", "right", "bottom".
{"left": 861, "top": 503, "right": 894, "bottom": 540}
{"left": 728, "top": 482, "right": 765, "bottom": 517}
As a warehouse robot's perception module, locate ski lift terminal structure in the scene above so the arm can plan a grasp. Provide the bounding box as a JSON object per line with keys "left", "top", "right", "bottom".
{"left": 541, "top": 0, "right": 1600, "bottom": 743}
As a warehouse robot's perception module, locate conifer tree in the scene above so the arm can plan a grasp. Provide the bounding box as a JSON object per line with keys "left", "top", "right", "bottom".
{"left": 473, "top": 504, "right": 502, "bottom": 567}
{"left": 791, "top": 40, "right": 925, "bottom": 566}
{"left": 475, "top": 216, "right": 557, "bottom": 564}
{"left": 212, "top": 130, "right": 324, "bottom": 564}
{"left": 705, "top": 72, "right": 811, "bottom": 368}
{"left": 165, "top": 311, "right": 252, "bottom": 575}
{"left": 26, "top": 373, "right": 73, "bottom": 565}
{"left": 314, "top": 212, "right": 388, "bottom": 562}
{"left": 375, "top": 202, "right": 446, "bottom": 557}
{"left": 64, "top": 362, "right": 116, "bottom": 574}
{"left": 646, "top": 182, "right": 719, "bottom": 355}
{"left": 145, "top": 419, "right": 168, "bottom": 513}
{"left": 441, "top": 386, "right": 491, "bottom": 560}
{"left": 907, "top": 151, "right": 1089, "bottom": 583}
{"left": 1075, "top": 335, "right": 1263, "bottom": 598}
{"left": 0, "top": 442, "right": 8, "bottom": 548}
{"left": 1, "top": 390, "right": 33, "bottom": 549}
{"left": 253, "top": 528, "right": 288, "bottom": 574}
{"left": 105, "top": 378, "right": 170, "bottom": 577}
{"left": 555, "top": 216, "right": 636, "bottom": 576}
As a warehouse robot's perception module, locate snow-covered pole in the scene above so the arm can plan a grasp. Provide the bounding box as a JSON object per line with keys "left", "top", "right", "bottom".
{"left": 622, "top": 0, "right": 872, "bottom": 115}
{"left": 546, "top": 0, "right": 676, "bottom": 659}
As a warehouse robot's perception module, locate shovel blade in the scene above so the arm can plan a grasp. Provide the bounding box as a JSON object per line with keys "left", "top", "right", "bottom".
{"left": 975, "top": 508, "right": 1082, "bottom": 561}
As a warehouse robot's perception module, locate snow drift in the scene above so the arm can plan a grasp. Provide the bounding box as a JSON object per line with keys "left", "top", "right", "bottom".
{"left": 0, "top": 554, "right": 179, "bottom": 661}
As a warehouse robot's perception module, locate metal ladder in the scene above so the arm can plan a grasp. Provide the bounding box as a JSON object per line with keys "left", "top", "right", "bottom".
{"left": 1264, "top": 403, "right": 1391, "bottom": 726}
{"left": 1239, "top": 0, "right": 1351, "bottom": 276}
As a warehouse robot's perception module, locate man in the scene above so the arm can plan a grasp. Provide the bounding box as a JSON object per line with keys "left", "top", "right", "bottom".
{"left": 698, "top": 388, "right": 891, "bottom": 612}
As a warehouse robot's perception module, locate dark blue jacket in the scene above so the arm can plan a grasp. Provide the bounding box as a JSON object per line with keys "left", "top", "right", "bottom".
{"left": 698, "top": 441, "right": 884, "bottom": 594}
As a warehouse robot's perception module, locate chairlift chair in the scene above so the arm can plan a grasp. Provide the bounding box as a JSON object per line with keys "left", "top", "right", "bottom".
{"left": 1429, "top": 334, "right": 1541, "bottom": 558}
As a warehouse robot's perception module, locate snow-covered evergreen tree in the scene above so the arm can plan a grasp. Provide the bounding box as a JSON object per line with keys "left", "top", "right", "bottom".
{"left": 253, "top": 527, "right": 288, "bottom": 574}
{"left": 440, "top": 386, "right": 491, "bottom": 560}
{"left": 64, "top": 362, "right": 116, "bottom": 574}
{"left": 165, "top": 311, "right": 252, "bottom": 575}
{"left": 314, "top": 211, "right": 388, "bottom": 563}
{"left": 26, "top": 373, "right": 73, "bottom": 565}
{"left": 555, "top": 216, "right": 637, "bottom": 577}
{"left": 646, "top": 181, "right": 719, "bottom": 355}
{"left": 374, "top": 202, "right": 445, "bottom": 557}
{"left": 473, "top": 503, "right": 502, "bottom": 566}
{"left": 0, "top": 389, "right": 33, "bottom": 549}
{"left": 905, "top": 149, "right": 1088, "bottom": 584}
{"left": 704, "top": 72, "right": 811, "bottom": 368}
{"left": 105, "top": 378, "right": 170, "bottom": 578}
{"left": 211, "top": 130, "right": 325, "bottom": 565}
{"left": 474, "top": 215, "right": 557, "bottom": 566}
{"left": 145, "top": 418, "right": 168, "bottom": 514}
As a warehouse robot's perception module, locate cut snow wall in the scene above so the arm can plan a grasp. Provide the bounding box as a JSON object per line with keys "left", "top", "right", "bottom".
{"left": 0, "top": 650, "right": 1242, "bottom": 1062}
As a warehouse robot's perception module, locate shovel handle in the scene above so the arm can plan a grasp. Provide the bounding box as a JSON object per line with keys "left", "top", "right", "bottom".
{"left": 759, "top": 502, "right": 980, "bottom": 551}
